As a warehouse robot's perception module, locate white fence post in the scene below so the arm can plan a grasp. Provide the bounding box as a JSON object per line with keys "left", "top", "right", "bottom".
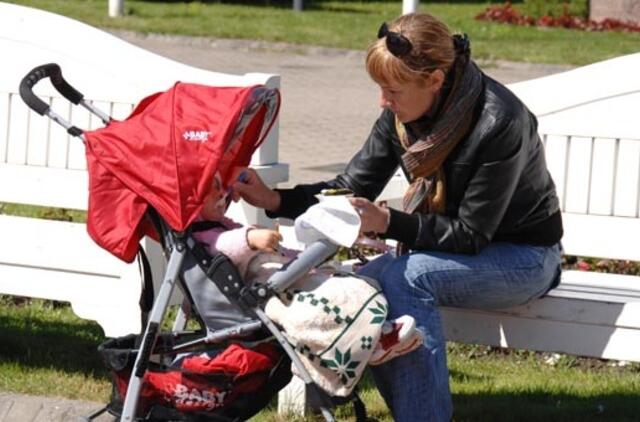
{"left": 109, "top": 0, "right": 124, "bottom": 17}
{"left": 402, "top": 0, "right": 418, "bottom": 14}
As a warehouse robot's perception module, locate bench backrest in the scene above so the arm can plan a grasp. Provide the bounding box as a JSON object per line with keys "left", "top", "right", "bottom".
{"left": 509, "top": 53, "right": 640, "bottom": 262}
{"left": 542, "top": 133, "right": 640, "bottom": 261}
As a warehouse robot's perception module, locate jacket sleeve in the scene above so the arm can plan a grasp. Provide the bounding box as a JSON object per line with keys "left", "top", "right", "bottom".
{"left": 385, "top": 115, "right": 528, "bottom": 254}
{"left": 193, "top": 218, "right": 261, "bottom": 277}
{"left": 268, "top": 110, "right": 400, "bottom": 220}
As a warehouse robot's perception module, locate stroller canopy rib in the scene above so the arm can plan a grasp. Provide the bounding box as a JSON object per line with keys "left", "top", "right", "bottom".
{"left": 85, "top": 82, "right": 280, "bottom": 262}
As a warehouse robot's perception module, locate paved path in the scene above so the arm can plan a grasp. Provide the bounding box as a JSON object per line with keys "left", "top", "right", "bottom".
{"left": 0, "top": 392, "right": 110, "bottom": 421}
{"left": 1, "top": 32, "right": 573, "bottom": 421}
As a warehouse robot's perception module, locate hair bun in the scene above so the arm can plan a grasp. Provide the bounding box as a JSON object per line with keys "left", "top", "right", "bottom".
{"left": 453, "top": 33, "right": 470, "bottom": 57}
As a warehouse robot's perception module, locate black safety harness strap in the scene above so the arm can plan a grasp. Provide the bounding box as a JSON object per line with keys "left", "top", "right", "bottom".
{"left": 186, "top": 233, "right": 271, "bottom": 312}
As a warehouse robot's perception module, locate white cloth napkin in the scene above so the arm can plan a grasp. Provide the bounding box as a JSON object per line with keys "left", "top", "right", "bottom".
{"left": 294, "top": 196, "right": 361, "bottom": 247}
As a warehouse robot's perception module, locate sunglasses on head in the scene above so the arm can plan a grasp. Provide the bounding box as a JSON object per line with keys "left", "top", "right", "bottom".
{"left": 377, "top": 22, "right": 413, "bottom": 58}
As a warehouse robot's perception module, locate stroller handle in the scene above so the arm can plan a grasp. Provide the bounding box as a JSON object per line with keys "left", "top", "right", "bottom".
{"left": 20, "top": 63, "right": 84, "bottom": 116}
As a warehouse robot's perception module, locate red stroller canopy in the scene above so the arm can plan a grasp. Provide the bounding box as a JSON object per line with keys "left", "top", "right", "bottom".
{"left": 84, "top": 82, "right": 280, "bottom": 262}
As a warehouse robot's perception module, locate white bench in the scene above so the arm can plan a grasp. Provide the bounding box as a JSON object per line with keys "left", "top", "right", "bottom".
{"left": 277, "top": 52, "right": 640, "bottom": 415}
{"left": 0, "top": 3, "right": 287, "bottom": 338}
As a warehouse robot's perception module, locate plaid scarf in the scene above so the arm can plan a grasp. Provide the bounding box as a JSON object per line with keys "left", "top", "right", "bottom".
{"left": 395, "top": 35, "right": 483, "bottom": 253}
{"left": 397, "top": 35, "right": 483, "bottom": 215}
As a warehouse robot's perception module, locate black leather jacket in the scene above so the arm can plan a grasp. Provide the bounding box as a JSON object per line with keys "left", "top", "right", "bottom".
{"left": 271, "top": 73, "right": 563, "bottom": 254}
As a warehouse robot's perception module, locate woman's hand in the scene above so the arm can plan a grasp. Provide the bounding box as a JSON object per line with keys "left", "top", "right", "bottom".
{"left": 231, "top": 168, "right": 281, "bottom": 212}
{"left": 247, "top": 228, "right": 282, "bottom": 252}
{"left": 349, "top": 197, "right": 390, "bottom": 234}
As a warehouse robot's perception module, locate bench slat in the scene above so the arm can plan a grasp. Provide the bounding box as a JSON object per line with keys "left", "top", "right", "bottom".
{"left": 0, "top": 215, "right": 126, "bottom": 274}
{"left": 554, "top": 270, "right": 640, "bottom": 301}
{"left": 442, "top": 305, "right": 640, "bottom": 362}
{"left": 562, "top": 212, "right": 640, "bottom": 261}
{"left": 0, "top": 161, "right": 289, "bottom": 211}
{"left": 0, "top": 263, "right": 141, "bottom": 337}
{"left": 499, "top": 292, "right": 640, "bottom": 328}
{"left": 0, "top": 164, "right": 88, "bottom": 210}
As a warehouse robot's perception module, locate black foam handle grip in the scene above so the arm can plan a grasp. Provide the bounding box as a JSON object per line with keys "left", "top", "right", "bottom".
{"left": 19, "top": 63, "right": 84, "bottom": 115}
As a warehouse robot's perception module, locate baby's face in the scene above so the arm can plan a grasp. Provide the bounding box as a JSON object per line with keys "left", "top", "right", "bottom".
{"left": 201, "top": 176, "right": 227, "bottom": 221}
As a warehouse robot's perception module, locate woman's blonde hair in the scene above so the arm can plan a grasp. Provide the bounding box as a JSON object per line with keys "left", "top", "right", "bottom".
{"left": 366, "top": 13, "right": 456, "bottom": 85}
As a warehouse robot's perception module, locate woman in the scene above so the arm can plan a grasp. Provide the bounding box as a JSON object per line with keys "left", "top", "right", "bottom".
{"left": 233, "top": 12, "right": 563, "bottom": 421}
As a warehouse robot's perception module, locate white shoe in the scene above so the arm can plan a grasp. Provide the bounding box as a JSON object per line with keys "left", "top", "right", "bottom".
{"left": 369, "top": 315, "right": 424, "bottom": 366}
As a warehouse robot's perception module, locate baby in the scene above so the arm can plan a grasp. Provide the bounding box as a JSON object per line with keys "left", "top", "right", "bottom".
{"left": 192, "top": 171, "right": 423, "bottom": 396}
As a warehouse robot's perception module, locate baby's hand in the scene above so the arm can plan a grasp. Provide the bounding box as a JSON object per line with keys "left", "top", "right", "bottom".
{"left": 247, "top": 229, "right": 282, "bottom": 252}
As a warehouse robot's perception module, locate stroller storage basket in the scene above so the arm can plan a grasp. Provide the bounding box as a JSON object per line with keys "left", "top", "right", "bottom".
{"left": 99, "top": 335, "right": 292, "bottom": 421}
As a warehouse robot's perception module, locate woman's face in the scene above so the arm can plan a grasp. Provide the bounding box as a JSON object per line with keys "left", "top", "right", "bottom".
{"left": 378, "top": 72, "right": 442, "bottom": 123}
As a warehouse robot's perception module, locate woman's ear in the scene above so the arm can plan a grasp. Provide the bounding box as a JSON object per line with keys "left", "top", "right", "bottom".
{"left": 428, "top": 69, "right": 446, "bottom": 93}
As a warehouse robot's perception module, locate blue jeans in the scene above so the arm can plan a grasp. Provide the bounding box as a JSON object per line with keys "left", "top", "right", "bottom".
{"left": 357, "top": 242, "right": 562, "bottom": 422}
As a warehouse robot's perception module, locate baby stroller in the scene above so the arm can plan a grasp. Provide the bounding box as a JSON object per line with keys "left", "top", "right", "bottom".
{"left": 20, "top": 64, "right": 373, "bottom": 422}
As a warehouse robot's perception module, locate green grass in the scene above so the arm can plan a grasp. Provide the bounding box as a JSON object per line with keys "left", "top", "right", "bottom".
{"left": 0, "top": 202, "right": 86, "bottom": 222}
{"left": 5, "top": 0, "right": 640, "bottom": 65}
{"left": 1, "top": 297, "right": 639, "bottom": 420}
{"left": 448, "top": 346, "right": 640, "bottom": 421}
{"left": 0, "top": 297, "right": 110, "bottom": 401}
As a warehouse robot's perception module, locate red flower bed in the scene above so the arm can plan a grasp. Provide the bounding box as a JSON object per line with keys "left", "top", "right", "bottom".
{"left": 563, "top": 255, "right": 640, "bottom": 275}
{"left": 476, "top": 2, "right": 640, "bottom": 32}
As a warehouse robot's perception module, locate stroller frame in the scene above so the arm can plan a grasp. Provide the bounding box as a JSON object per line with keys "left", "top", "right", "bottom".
{"left": 20, "top": 64, "right": 354, "bottom": 422}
